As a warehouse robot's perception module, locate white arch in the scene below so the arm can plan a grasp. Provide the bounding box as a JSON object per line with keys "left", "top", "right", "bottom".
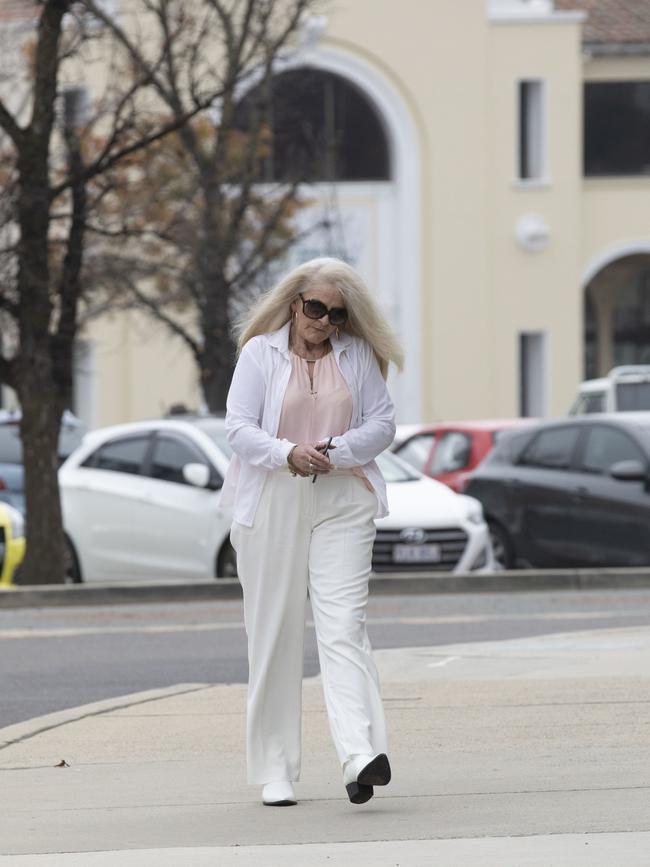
{"left": 582, "top": 239, "right": 650, "bottom": 287}
{"left": 286, "top": 44, "right": 423, "bottom": 421}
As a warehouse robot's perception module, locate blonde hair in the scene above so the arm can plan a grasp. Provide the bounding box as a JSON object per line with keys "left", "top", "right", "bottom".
{"left": 235, "top": 257, "right": 404, "bottom": 379}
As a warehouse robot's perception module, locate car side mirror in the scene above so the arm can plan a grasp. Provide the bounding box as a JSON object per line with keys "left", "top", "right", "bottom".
{"left": 182, "top": 462, "right": 211, "bottom": 488}
{"left": 609, "top": 459, "right": 647, "bottom": 482}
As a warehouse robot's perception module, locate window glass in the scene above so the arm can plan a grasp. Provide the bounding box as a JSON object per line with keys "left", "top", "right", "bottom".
{"left": 585, "top": 82, "right": 650, "bottom": 176}
{"left": 431, "top": 432, "right": 472, "bottom": 474}
{"left": 376, "top": 451, "right": 419, "bottom": 483}
{"left": 581, "top": 426, "right": 645, "bottom": 474}
{"left": 616, "top": 381, "right": 650, "bottom": 411}
{"left": 583, "top": 392, "right": 606, "bottom": 414}
{"left": 86, "top": 436, "right": 149, "bottom": 474}
{"left": 149, "top": 436, "right": 207, "bottom": 485}
{"left": 235, "top": 68, "right": 390, "bottom": 182}
{"left": 520, "top": 426, "right": 580, "bottom": 470}
{"left": 395, "top": 434, "right": 434, "bottom": 473}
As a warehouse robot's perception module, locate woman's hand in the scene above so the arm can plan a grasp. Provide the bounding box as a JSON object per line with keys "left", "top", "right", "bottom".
{"left": 289, "top": 443, "right": 333, "bottom": 476}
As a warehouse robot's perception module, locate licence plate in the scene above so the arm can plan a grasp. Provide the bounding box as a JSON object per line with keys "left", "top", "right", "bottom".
{"left": 392, "top": 544, "right": 442, "bottom": 564}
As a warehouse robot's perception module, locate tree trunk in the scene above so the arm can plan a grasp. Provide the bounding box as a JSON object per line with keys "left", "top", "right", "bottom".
{"left": 199, "top": 330, "right": 236, "bottom": 413}
{"left": 16, "top": 372, "right": 66, "bottom": 585}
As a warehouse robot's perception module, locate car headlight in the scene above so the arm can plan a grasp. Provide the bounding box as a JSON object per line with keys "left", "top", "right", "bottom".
{"left": 8, "top": 508, "right": 24, "bottom": 540}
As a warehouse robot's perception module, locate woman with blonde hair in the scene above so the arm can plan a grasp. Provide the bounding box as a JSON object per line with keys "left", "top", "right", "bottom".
{"left": 222, "top": 256, "right": 403, "bottom": 807}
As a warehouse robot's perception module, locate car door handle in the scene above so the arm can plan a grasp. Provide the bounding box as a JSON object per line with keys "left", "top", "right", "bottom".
{"left": 573, "top": 486, "right": 590, "bottom": 500}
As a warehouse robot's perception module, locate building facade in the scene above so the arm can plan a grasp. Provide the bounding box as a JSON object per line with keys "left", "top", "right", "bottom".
{"left": 2, "top": 0, "right": 650, "bottom": 426}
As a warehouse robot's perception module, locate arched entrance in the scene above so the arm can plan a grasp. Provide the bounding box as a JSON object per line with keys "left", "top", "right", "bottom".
{"left": 235, "top": 46, "right": 422, "bottom": 421}
{"left": 583, "top": 252, "right": 650, "bottom": 379}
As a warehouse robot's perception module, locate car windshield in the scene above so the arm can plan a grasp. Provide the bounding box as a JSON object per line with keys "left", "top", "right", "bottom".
{"left": 192, "top": 419, "right": 232, "bottom": 458}
{"left": 376, "top": 450, "right": 420, "bottom": 482}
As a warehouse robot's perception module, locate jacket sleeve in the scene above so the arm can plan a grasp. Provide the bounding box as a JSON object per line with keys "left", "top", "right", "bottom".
{"left": 225, "top": 341, "right": 295, "bottom": 470}
{"left": 329, "top": 345, "right": 396, "bottom": 468}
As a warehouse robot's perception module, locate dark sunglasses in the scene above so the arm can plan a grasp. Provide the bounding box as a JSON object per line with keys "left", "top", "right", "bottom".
{"left": 299, "top": 293, "right": 348, "bottom": 327}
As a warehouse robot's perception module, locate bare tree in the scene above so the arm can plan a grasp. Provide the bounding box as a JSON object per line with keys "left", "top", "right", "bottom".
{"left": 87, "top": 0, "right": 321, "bottom": 412}
{"left": 0, "top": 0, "right": 317, "bottom": 583}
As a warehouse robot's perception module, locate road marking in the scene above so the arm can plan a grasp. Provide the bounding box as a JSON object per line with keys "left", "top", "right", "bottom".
{"left": 426, "top": 655, "right": 461, "bottom": 668}
{"left": 1, "top": 609, "right": 650, "bottom": 640}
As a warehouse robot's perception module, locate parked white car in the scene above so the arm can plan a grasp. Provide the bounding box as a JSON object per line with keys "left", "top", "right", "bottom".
{"left": 374, "top": 451, "right": 495, "bottom": 573}
{"left": 59, "top": 418, "right": 494, "bottom": 581}
{"left": 59, "top": 417, "right": 236, "bottom": 582}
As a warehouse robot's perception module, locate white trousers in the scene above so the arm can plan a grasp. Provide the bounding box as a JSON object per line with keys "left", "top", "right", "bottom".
{"left": 230, "top": 469, "right": 388, "bottom": 784}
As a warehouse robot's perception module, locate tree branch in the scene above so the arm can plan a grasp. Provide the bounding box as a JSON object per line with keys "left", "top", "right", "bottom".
{"left": 0, "top": 99, "right": 24, "bottom": 148}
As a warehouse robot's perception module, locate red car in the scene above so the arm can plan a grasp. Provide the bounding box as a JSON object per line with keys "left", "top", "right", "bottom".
{"left": 393, "top": 419, "right": 537, "bottom": 493}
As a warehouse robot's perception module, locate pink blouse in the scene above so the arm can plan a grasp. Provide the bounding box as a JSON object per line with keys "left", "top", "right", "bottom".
{"left": 277, "top": 351, "right": 374, "bottom": 490}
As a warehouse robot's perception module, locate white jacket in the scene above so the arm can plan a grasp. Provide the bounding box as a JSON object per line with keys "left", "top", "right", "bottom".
{"left": 221, "top": 321, "right": 396, "bottom": 527}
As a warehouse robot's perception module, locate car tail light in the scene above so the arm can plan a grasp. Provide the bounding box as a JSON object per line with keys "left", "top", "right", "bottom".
{"left": 0, "top": 477, "right": 5, "bottom": 491}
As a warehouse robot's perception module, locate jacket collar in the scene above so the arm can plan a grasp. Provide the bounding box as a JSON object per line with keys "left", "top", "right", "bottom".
{"left": 266, "top": 320, "right": 353, "bottom": 361}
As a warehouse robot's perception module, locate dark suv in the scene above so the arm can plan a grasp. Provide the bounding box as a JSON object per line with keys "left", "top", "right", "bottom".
{"left": 465, "top": 413, "right": 650, "bottom": 569}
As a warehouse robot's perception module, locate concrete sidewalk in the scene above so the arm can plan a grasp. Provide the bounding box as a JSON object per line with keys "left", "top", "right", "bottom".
{"left": 2, "top": 627, "right": 650, "bottom": 865}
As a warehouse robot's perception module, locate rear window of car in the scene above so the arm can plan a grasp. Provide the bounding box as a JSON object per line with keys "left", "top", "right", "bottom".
{"left": 82, "top": 436, "right": 150, "bottom": 475}
{"left": 519, "top": 426, "right": 580, "bottom": 470}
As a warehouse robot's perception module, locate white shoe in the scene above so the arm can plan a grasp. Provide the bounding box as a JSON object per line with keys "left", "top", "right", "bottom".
{"left": 262, "top": 781, "right": 297, "bottom": 806}
{"left": 342, "top": 753, "right": 391, "bottom": 804}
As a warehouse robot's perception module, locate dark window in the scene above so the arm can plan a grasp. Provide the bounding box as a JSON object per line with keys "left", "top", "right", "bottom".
{"left": 573, "top": 392, "right": 606, "bottom": 415}
{"left": 395, "top": 434, "right": 435, "bottom": 473}
{"left": 585, "top": 81, "right": 650, "bottom": 176}
{"left": 149, "top": 436, "right": 208, "bottom": 485}
{"left": 84, "top": 436, "right": 150, "bottom": 475}
{"left": 616, "top": 381, "right": 650, "bottom": 411}
{"left": 431, "top": 432, "right": 472, "bottom": 474}
{"left": 235, "top": 68, "right": 390, "bottom": 182}
{"left": 518, "top": 80, "right": 544, "bottom": 180}
{"left": 520, "top": 426, "right": 580, "bottom": 470}
{"left": 581, "top": 426, "right": 645, "bottom": 474}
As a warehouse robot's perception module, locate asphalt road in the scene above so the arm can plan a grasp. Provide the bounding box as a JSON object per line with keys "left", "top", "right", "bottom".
{"left": 3, "top": 588, "right": 650, "bottom": 729}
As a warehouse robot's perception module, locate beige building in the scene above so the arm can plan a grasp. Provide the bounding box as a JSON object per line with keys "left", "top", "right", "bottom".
{"left": 3, "top": 0, "right": 650, "bottom": 426}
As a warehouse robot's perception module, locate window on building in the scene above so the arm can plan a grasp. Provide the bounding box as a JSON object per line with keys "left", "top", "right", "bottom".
{"left": 234, "top": 67, "right": 390, "bottom": 182}
{"left": 519, "top": 331, "right": 547, "bottom": 417}
{"left": 585, "top": 81, "right": 650, "bottom": 176}
{"left": 518, "top": 79, "right": 545, "bottom": 180}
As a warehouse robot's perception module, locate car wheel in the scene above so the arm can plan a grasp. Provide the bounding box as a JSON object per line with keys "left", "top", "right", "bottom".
{"left": 488, "top": 521, "right": 515, "bottom": 570}
{"left": 215, "top": 540, "right": 238, "bottom": 579}
{"left": 64, "top": 536, "right": 83, "bottom": 584}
